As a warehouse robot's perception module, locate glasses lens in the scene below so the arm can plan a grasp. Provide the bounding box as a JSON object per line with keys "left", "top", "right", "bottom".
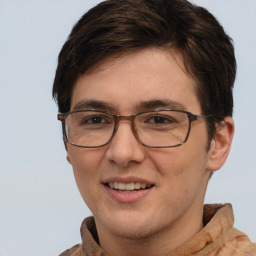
{"left": 135, "top": 110, "right": 189, "bottom": 147}
{"left": 65, "top": 111, "right": 114, "bottom": 147}
{"left": 63, "top": 110, "right": 190, "bottom": 148}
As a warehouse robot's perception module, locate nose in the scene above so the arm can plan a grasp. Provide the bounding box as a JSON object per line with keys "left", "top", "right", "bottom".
{"left": 105, "top": 121, "right": 145, "bottom": 167}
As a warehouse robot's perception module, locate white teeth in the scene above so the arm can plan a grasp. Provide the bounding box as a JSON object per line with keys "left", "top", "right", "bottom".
{"left": 134, "top": 182, "right": 141, "bottom": 189}
{"left": 141, "top": 183, "right": 146, "bottom": 189}
{"left": 126, "top": 182, "right": 135, "bottom": 191}
{"left": 114, "top": 181, "right": 119, "bottom": 189}
{"left": 108, "top": 182, "right": 151, "bottom": 191}
{"left": 119, "top": 182, "right": 126, "bottom": 190}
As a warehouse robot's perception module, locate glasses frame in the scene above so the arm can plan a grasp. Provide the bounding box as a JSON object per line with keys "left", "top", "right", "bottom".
{"left": 58, "top": 109, "right": 209, "bottom": 148}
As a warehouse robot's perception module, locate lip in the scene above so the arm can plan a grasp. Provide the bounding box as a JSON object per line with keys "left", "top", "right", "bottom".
{"left": 103, "top": 176, "right": 153, "bottom": 185}
{"left": 103, "top": 176, "right": 154, "bottom": 203}
{"left": 104, "top": 184, "right": 153, "bottom": 203}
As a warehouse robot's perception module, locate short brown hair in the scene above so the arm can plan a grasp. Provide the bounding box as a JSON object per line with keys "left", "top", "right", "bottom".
{"left": 52, "top": 0, "right": 236, "bottom": 139}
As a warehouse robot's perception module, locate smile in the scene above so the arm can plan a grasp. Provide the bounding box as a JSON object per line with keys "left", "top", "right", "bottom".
{"left": 107, "top": 182, "right": 153, "bottom": 191}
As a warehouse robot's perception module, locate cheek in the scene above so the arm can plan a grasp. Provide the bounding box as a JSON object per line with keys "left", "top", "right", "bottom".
{"left": 147, "top": 146, "right": 202, "bottom": 176}
{"left": 148, "top": 146, "right": 209, "bottom": 215}
{"left": 148, "top": 140, "right": 208, "bottom": 189}
{"left": 68, "top": 147, "right": 104, "bottom": 170}
{"left": 67, "top": 147, "right": 106, "bottom": 193}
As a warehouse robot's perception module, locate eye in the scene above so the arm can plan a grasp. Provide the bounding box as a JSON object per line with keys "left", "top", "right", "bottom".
{"left": 147, "top": 115, "right": 175, "bottom": 124}
{"left": 84, "top": 115, "right": 108, "bottom": 124}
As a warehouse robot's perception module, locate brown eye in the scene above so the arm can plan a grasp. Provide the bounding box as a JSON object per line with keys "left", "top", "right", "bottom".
{"left": 147, "top": 115, "right": 175, "bottom": 124}
{"left": 85, "top": 116, "right": 107, "bottom": 124}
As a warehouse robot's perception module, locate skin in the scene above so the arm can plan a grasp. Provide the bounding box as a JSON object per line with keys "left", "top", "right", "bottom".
{"left": 66, "top": 48, "right": 234, "bottom": 256}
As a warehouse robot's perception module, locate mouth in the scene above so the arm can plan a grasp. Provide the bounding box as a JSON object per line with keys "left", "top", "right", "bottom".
{"left": 104, "top": 179, "right": 154, "bottom": 202}
{"left": 106, "top": 182, "right": 154, "bottom": 192}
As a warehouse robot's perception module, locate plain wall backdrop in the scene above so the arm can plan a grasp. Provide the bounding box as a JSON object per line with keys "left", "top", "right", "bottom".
{"left": 0, "top": 1, "right": 255, "bottom": 255}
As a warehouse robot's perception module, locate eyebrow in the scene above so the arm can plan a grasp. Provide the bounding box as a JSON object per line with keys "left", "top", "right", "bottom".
{"left": 136, "top": 99, "right": 187, "bottom": 111}
{"left": 72, "top": 100, "right": 115, "bottom": 112}
{"left": 72, "top": 99, "right": 187, "bottom": 113}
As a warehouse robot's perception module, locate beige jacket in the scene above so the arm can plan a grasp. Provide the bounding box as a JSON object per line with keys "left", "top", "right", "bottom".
{"left": 59, "top": 204, "right": 256, "bottom": 256}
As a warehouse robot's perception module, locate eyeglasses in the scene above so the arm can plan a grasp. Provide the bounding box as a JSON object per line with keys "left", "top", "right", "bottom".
{"left": 58, "top": 109, "right": 209, "bottom": 148}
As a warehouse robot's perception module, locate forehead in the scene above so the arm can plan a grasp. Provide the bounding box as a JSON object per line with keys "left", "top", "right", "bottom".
{"left": 71, "top": 48, "right": 201, "bottom": 113}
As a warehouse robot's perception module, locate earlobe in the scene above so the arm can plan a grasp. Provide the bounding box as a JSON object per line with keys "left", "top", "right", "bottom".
{"left": 66, "top": 152, "right": 72, "bottom": 164}
{"left": 206, "top": 117, "right": 234, "bottom": 172}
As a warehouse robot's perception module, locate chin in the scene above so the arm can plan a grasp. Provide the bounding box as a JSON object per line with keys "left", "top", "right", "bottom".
{"left": 110, "top": 224, "right": 157, "bottom": 239}
{"left": 98, "top": 211, "right": 165, "bottom": 240}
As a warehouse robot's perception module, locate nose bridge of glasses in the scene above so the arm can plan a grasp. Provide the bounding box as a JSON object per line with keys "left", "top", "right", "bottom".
{"left": 113, "top": 114, "right": 137, "bottom": 136}
{"left": 116, "top": 114, "right": 135, "bottom": 122}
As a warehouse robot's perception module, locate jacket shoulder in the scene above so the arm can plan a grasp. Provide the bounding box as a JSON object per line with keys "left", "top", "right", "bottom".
{"left": 59, "top": 244, "right": 83, "bottom": 256}
{"left": 208, "top": 228, "right": 256, "bottom": 256}
{"left": 223, "top": 230, "right": 256, "bottom": 255}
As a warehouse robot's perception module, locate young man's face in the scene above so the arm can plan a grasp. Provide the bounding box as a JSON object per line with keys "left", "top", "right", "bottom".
{"left": 67, "top": 48, "right": 218, "bottom": 242}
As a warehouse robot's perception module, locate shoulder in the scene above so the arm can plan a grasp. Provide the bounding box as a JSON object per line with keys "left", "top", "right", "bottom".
{"left": 58, "top": 216, "right": 100, "bottom": 256}
{"left": 210, "top": 228, "right": 256, "bottom": 256}
{"left": 203, "top": 204, "right": 256, "bottom": 255}
{"left": 59, "top": 244, "right": 83, "bottom": 256}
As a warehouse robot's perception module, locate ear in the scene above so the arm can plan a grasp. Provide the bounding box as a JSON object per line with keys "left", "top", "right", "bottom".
{"left": 206, "top": 117, "right": 234, "bottom": 172}
{"left": 66, "top": 149, "right": 72, "bottom": 164}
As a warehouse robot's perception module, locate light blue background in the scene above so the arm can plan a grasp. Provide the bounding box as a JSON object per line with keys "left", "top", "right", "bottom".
{"left": 0, "top": 1, "right": 255, "bottom": 255}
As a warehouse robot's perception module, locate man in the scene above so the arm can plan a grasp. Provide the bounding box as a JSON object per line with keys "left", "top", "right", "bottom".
{"left": 53, "top": 0, "right": 256, "bottom": 255}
